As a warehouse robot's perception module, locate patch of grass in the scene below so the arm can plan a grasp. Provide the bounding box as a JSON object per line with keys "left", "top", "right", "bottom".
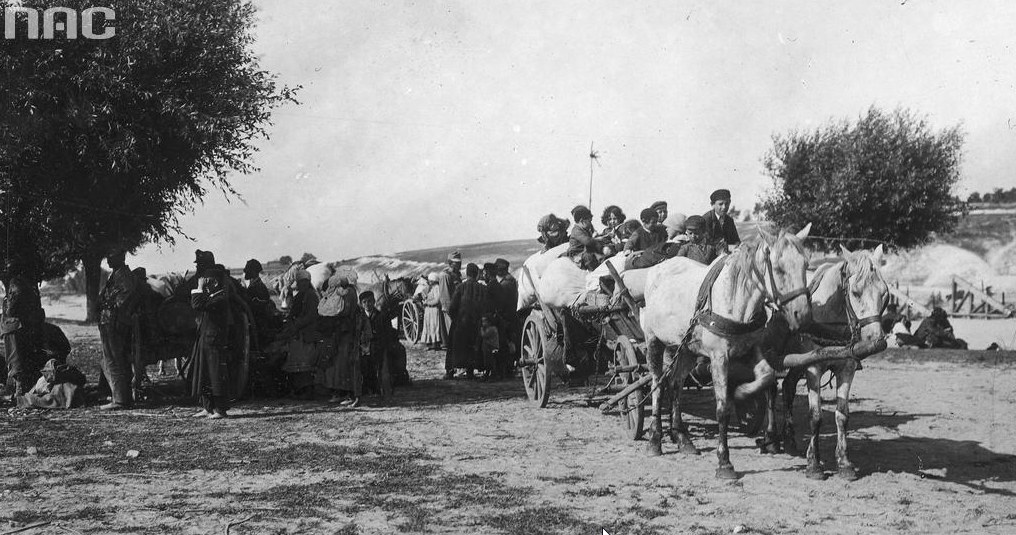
{"left": 335, "top": 524, "right": 359, "bottom": 535}
{"left": 488, "top": 506, "right": 599, "bottom": 535}
{"left": 3, "top": 478, "right": 34, "bottom": 491}
{"left": 536, "top": 474, "right": 586, "bottom": 485}
{"left": 62, "top": 505, "right": 109, "bottom": 522}
{"left": 575, "top": 486, "right": 615, "bottom": 497}
{"left": 7, "top": 510, "right": 45, "bottom": 524}
{"left": 631, "top": 505, "right": 667, "bottom": 520}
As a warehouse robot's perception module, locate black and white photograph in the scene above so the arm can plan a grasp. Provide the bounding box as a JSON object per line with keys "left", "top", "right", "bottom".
{"left": 2, "top": 1, "right": 1016, "bottom": 533}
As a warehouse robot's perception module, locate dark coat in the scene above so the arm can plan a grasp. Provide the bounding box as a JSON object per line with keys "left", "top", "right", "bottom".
{"left": 702, "top": 210, "right": 740, "bottom": 248}
{"left": 625, "top": 225, "right": 667, "bottom": 252}
{"left": 446, "top": 277, "right": 491, "bottom": 369}
{"left": 189, "top": 272, "right": 234, "bottom": 398}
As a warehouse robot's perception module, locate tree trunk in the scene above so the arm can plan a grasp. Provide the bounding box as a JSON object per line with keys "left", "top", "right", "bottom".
{"left": 83, "top": 254, "right": 102, "bottom": 324}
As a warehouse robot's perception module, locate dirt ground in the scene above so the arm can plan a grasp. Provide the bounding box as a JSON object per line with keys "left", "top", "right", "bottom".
{"left": 3, "top": 318, "right": 1016, "bottom": 535}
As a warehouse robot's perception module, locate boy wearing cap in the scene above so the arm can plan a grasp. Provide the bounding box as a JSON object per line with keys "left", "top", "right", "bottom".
{"left": 567, "top": 205, "right": 607, "bottom": 270}
{"left": 703, "top": 189, "right": 740, "bottom": 252}
{"left": 676, "top": 215, "right": 724, "bottom": 265}
{"left": 650, "top": 201, "right": 668, "bottom": 226}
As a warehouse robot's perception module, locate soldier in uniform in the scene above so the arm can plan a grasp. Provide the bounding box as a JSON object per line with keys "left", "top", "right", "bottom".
{"left": 2, "top": 258, "right": 46, "bottom": 400}
{"left": 97, "top": 248, "right": 137, "bottom": 410}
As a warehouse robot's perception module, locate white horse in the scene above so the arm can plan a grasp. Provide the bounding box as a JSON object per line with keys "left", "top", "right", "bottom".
{"left": 781, "top": 245, "right": 888, "bottom": 480}
{"left": 641, "top": 225, "right": 813, "bottom": 479}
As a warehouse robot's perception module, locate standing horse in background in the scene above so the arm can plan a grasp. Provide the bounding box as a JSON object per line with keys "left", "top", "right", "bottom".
{"left": 641, "top": 225, "right": 813, "bottom": 479}
{"left": 373, "top": 275, "right": 417, "bottom": 396}
{"left": 781, "top": 245, "right": 888, "bottom": 480}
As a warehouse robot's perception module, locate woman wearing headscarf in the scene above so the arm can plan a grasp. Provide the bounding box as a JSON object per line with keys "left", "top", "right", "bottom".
{"left": 421, "top": 273, "right": 444, "bottom": 351}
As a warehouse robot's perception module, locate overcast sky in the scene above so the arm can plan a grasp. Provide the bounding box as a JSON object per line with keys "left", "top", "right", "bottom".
{"left": 132, "top": 0, "right": 1016, "bottom": 273}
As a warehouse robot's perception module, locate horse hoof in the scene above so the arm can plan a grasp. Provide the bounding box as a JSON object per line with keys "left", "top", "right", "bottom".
{"left": 715, "top": 466, "right": 738, "bottom": 480}
{"left": 805, "top": 467, "right": 826, "bottom": 480}
{"left": 679, "top": 442, "right": 699, "bottom": 456}
{"left": 838, "top": 466, "right": 858, "bottom": 481}
{"left": 646, "top": 442, "right": 663, "bottom": 457}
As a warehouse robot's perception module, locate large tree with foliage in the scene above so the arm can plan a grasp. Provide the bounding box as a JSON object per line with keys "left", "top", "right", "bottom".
{"left": 759, "top": 107, "right": 964, "bottom": 251}
{"left": 0, "top": 0, "right": 297, "bottom": 321}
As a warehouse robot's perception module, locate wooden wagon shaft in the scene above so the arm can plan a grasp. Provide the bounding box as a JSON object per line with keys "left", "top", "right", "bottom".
{"left": 606, "top": 364, "right": 645, "bottom": 374}
{"left": 769, "top": 338, "right": 888, "bottom": 370}
{"left": 572, "top": 304, "right": 628, "bottom": 315}
{"left": 599, "top": 374, "right": 652, "bottom": 412}
{"left": 604, "top": 262, "right": 640, "bottom": 315}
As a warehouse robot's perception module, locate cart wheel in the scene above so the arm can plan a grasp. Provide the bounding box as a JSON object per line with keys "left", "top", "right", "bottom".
{"left": 735, "top": 394, "right": 766, "bottom": 437}
{"left": 230, "top": 312, "right": 252, "bottom": 400}
{"left": 615, "top": 338, "right": 646, "bottom": 440}
{"left": 520, "top": 313, "right": 550, "bottom": 408}
{"left": 401, "top": 301, "right": 423, "bottom": 344}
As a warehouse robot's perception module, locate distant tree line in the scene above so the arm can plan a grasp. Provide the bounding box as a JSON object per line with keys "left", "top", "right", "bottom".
{"left": 966, "top": 188, "right": 1016, "bottom": 204}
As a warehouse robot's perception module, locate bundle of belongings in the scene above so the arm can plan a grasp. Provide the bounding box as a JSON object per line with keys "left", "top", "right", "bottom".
{"left": 17, "top": 358, "right": 87, "bottom": 409}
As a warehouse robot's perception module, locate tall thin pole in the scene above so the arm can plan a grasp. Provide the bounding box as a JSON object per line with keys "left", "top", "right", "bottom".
{"left": 588, "top": 141, "right": 599, "bottom": 210}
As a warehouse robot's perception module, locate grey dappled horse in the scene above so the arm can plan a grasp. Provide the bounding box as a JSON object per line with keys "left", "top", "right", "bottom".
{"left": 640, "top": 225, "right": 813, "bottom": 479}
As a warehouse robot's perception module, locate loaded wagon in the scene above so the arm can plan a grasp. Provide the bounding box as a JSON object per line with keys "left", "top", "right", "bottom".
{"left": 518, "top": 263, "right": 774, "bottom": 439}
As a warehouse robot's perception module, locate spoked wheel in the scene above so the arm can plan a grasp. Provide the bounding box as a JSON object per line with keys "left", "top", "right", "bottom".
{"left": 615, "top": 338, "right": 646, "bottom": 440}
{"left": 520, "top": 313, "right": 551, "bottom": 408}
{"left": 400, "top": 301, "right": 424, "bottom": 344}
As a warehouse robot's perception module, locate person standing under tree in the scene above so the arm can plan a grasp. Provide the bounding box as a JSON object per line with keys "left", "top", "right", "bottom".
{"left": 189, "top": 250, "right": 233, "bottom": 419}
{"left": 97, "top": 248, "right": 137, "bottom": 410}
{"left": 2, "top": 258, "right": 46, "bottom": 402}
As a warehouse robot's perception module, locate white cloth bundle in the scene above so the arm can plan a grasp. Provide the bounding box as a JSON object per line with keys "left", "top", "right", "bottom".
{"left": 537, "top": 257, "right": 588, "bottom": 308}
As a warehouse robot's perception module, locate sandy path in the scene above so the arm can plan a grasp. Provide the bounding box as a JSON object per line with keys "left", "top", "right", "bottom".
{"left": 2, "top": 331, "right": 1016, "bottom": 534}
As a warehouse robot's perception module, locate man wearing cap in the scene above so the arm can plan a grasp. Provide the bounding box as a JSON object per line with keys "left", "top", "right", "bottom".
{"left": 96, "top": 248, "right": 137, "bottom": 410}
{"left": 703, "top": 189, "right": 740, "bottom": 252}
{"left": 189, "top": 250, "right": 234, "bottom": 418}
{"left": 495, "top": 258, "right": 519, "bottom": 375}
{"left": 676, "top": 215, "right": 725, "bottom": 265}
{"left": 567, "top": 205, "right": 607, "bottom": 270}
{"left": 242, "top": 259, "right": 277, "bottom": 346}
{"left": 2, "top": 258, "right": 46, "bottom": 402}
{"left": 436, "top": 251, "right": 462, "bottom": 355}
{"left": 446, "top": 263, "right": 489, "bottom": 379}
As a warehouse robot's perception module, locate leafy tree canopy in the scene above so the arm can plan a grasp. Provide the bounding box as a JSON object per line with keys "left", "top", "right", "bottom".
{"left": 0, "top": 0, "right": 297, "bottom": 318}
{"left": 759, "top": 106, "right": 965, "bottom": 251}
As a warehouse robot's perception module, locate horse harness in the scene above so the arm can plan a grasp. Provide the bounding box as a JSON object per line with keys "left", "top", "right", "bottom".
{"left": 802, "top": 261, "right": 886, "bottom": 347}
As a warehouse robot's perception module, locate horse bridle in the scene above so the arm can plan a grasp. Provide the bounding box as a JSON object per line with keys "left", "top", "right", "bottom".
{"left": 750, "top": 244, "right": 811, "bottom": 313}
{"left": 840, "top": 262, "right": 888, "bottom": 342}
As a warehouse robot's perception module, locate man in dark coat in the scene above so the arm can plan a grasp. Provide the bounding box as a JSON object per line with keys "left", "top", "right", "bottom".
{"left": 189, "top": 250, "right": 233, "bottom": 419}
{"left": 445, "top": 263, "right": 490, "bottom": 379}
{"left": 495, "top": 258, "right": 519, "bottom": 377}
{"left": 242, "top": 258, "right": 278, "bottom": 347}
{"left": 2, "top": 259, "right": 46, "bottom": 400}
{"left": 97, "top": 248, "right": 137, "bottom": 410}
{"left": 702, "top": 189, "right": 741, "bottom": 252}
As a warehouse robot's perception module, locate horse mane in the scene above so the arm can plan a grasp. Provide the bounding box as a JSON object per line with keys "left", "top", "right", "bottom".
{"left": 843, "top": 250, "right": 879, "bottom": 288}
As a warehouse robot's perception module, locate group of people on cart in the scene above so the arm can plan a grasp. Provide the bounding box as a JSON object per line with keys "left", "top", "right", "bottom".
{"left": 537, "top": 188, "right": 742, "bottom": 275}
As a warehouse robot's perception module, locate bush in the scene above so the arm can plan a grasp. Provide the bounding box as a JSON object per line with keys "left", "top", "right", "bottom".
{"left": 760, "top": 106, "right": 965, "bottom": 250}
